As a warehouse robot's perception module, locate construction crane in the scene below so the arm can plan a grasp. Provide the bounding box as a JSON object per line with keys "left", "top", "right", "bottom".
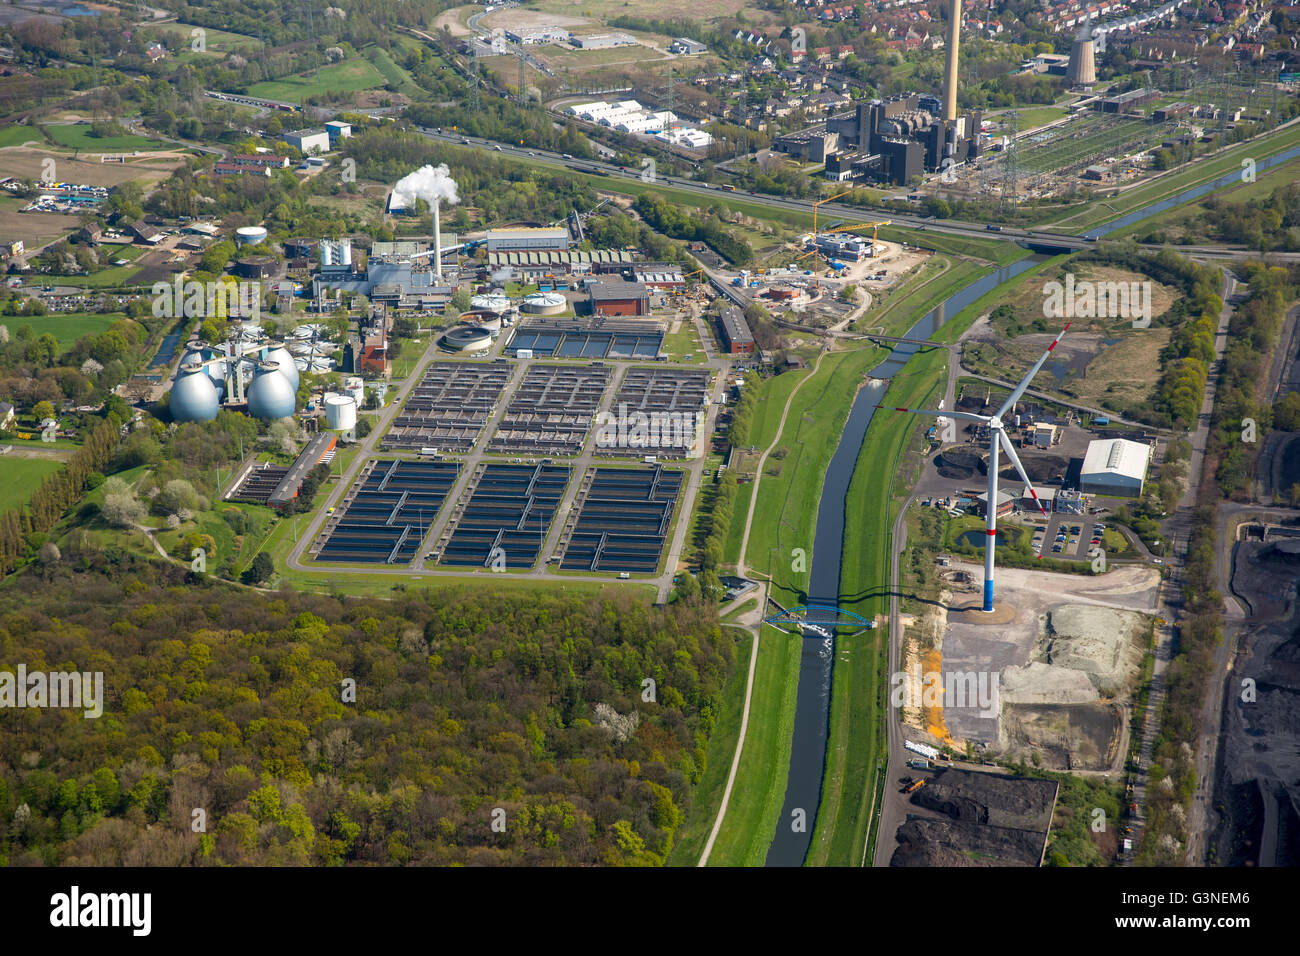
{"left": 802, "top": 191, "right": 852, "bottom": 291}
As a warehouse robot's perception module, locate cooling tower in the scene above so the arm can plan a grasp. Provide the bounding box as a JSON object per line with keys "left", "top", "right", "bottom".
{"left": 1069, "top": 27, "right": 1097, "bottom": 86}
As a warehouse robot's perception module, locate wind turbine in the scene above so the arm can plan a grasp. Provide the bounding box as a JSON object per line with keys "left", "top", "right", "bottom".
{"left": 879, "top": 323, "right": 1070, "bottom": 612}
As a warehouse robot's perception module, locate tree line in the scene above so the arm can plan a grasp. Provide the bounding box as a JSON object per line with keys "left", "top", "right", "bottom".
{"left": 0, "top": 414, "right": 123, "bottom": 576}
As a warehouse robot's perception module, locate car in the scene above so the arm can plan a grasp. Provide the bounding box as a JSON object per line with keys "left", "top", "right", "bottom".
{"left": 1152, "top": 558, "right": 1164, "bottom": 564}
{"left": 1052, "top": 544, "right": 1063, "bottom": 553}
{"left": 461, "top": 138, "right": 471, "bottom": 144}
{"left": 1091, "top": 538, "right": 1102, "bottom": 546}
{"left": 492, "top": 144, "right": 502, "bottom": 151}
{"left": 528, "top": 151, "right": 535, "bottom": 156}
{"left": 618, "top": 572, "right": 631, "bottom": 579}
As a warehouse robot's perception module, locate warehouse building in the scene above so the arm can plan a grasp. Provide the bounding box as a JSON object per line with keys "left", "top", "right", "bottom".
{"left": 717, "top": 307, "right": 755, "bottom": 354}
{"left": 485, "top": 227, "right": 571, "bottom": 252}
{"left": 1079, "top": 438, "right": 1150, "bottom": 497}
{"left": 285, "top": 128, "right": 332, "bottom": 155}
{"left": 571, "top": 32, "right": 637, "bottom": 49}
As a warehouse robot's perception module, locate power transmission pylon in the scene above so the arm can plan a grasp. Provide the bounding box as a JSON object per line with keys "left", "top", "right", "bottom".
{"left": 1001, "top": 109, "right": 1019, "bottom": 216}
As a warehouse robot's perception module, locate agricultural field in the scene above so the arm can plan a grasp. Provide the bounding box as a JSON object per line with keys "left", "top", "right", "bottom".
{"left": 0, "top": 145, "right": 187, "bottom": 188}
{"left": 0, "top": 196, "right": 75, "bottom": 253}
{"left": 247, "top": 56, "right": 389, "bottom": 102}
{"left": 42, "top": 124, "right": 167, "bottom": 153}
{"left": 0, "top": 458, "right": 64, "bottom": 513}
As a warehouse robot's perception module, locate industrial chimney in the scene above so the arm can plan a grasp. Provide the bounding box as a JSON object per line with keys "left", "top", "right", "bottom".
{"left": 942, "top": 0, "right": 962, "bottom": 122}
{"left": 433, "top": 197, "right": 442, "bottom": 282}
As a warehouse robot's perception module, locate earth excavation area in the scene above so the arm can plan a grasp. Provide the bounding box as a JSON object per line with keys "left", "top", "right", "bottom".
{"left": 907, "top": 562, "right": 1160, "bottom": 772}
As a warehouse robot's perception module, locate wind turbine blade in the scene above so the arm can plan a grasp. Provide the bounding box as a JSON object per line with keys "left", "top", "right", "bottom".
{"left": 875, "top": 405, "right": 987, "bottom": 423}
{"left": 998, "top": 429, "right": 1048, "bottom": 560}
{"left": 998, "top": 429, "right": 1046, "bottom": 517}
{"left": 995, "top": 322, "right": 1071, "bottom": 419}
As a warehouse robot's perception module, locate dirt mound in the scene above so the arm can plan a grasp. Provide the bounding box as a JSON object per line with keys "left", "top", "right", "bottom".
{"left": 998, "top": 454, "right": 1070, "bottom": 483}
{"left": 936, "top": 448, "right": 985, "bottom": 480}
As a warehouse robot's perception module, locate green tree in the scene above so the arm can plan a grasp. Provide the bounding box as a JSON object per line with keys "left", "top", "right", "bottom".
{"left": 243, "top": 552, "right": 274, "bottom": 585}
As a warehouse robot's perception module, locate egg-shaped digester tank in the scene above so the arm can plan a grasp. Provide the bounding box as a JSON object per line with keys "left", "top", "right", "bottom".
{"left": 247, "top": 362, "right": 297, "bottom": 420}
{"left": 264, "top": 345, "right": 300, "bottom": 391}
{"left": 171, "top": 364, "right": 220, "bottom": 422}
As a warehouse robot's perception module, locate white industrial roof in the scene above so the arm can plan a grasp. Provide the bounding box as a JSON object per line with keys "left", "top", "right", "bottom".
{"left": 1080, "top": 438, "right": 1150, "bottom": 481}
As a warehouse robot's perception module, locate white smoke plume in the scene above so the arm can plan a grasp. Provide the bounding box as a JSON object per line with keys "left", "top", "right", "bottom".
{"left": 392, "top": 164, "right": 459, "bottom": 210}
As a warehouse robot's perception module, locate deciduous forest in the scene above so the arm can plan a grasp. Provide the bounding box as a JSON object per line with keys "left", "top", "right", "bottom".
{"left": 0, "top": 556, "right": 734, "bottom": 866}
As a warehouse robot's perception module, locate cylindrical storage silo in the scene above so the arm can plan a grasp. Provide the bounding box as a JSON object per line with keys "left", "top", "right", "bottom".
{"left": 171, "top": 364, "right": 220, "bottom": 422}
{"left": 264, "top": 345, "right": 300, "bottom": 391}
{"left": 247, "top": 362, "right": 296, "bottom": 420}
{"left": 324, "top": 394, "right": 357, "bottom": 431}
{"left": 235, "top": 225, "right": 269, "bottom": 248}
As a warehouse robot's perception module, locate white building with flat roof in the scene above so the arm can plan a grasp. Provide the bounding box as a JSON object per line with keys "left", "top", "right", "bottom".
{"left": 1079, "top": 438, "right": 1150, "bottom": 497}
{"left": 285, "top": 128, "right": 331, "bottom": 155}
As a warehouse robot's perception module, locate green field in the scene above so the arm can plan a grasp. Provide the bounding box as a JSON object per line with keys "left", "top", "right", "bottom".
{"left": 248, "top": 57, "right": 389, "bottom": 102}
{"left": 701, "top": 631, "right": 801, "bottom": 865}
{"left": 45, "top": 261, "right": 144, "bottom": 287}
{"left": 0, "top": 458, "right": 64, "bottom": 512}
{"left": 42, "top": 124, "right": 165, "bottom": 153}
{"left": 667, "top": 625, "right": 755, "bottom": 865}
{"left": 0, "top": 125, "right": 43, "bottom": 149}
{"left": 365, "top": 46, "right": 424, "bottom": 98}
{"left": 21, "top": 313, "right": 124, "bottom": 351}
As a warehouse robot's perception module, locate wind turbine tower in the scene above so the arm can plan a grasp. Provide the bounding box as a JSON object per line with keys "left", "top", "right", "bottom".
{"left": 879, "top": 323, "right": 1071, "bottom": 612}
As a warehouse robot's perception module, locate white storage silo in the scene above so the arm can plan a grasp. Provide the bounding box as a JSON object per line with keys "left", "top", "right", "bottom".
{"left": 325, "top": 395, "right": 357, "bottom": 431}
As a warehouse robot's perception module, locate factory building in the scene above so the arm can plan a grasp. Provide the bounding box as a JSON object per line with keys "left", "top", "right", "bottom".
{"left": 670, "top": 38, "right": 706, "bottom": 55}
{"left": 325, "top": 121, "right": 352, "bottom": 143}
{"left": 485, "top": 227, "right": 571, "bottom": 252}
{"left": 587, "top": 279, "right": 650, "bottom": 316}
{"left": 320, "top": 238, "right": 354, "bottom": 275}
{"left": 284, "top": 128, "right": 332, "bottom": 155}
{"left": 267, "top": 433, "right": 338, "bottom": 510}
{"left": 571, "top": 32, "right": 636, "bottom": 49}
{"left": 717, "top": 307, "right": 755, "bottom": 355}
{"left": 1095, "top": 88, "right": 1158, "bottom": 114}
{"left": 1079, "top": 438, "right": 1151, "bottom": 497}
{"left": 813, "top": 94, "right": 982, "bottom": 186}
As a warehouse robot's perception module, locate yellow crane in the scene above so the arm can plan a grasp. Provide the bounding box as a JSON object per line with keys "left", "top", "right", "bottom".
{"left": 804, "top": 190, "right": 852, "bottom": 292}
{"left": 835, "top": 219, "right": 893, "bottom": 255}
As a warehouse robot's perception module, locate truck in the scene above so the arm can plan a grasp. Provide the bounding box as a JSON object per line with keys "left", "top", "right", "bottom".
{"left": 903, "top": 779, "right": 925, "bottom": 794}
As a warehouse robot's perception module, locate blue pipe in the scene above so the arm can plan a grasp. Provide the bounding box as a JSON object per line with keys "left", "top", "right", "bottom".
{"left": 983, "top": 579, "right": 994, "bottom": 612}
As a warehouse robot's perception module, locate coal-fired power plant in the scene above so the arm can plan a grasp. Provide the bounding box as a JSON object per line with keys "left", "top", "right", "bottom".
{"left": 778, "top": 0, "right": 981, "bottom": 186}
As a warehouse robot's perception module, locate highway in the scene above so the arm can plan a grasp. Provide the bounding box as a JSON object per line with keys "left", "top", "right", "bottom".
{"left": 409, "top": 127, "right": 1300, "bottom": 264}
